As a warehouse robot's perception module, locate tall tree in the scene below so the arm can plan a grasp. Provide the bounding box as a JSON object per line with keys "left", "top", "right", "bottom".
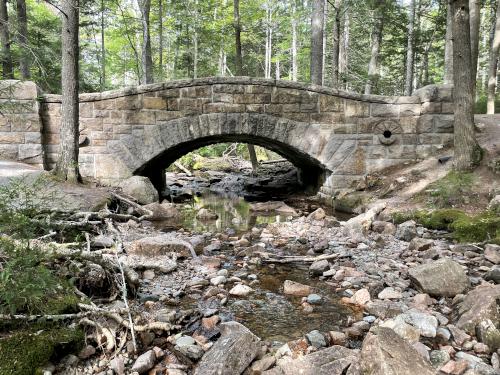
{"left": 264, "top": 1, "right": 272, "bottom": 78}
{"left": 451, "top": 0, "right": 481, "bottom": 170}
{"left": 469, "top": 0, "right": 480, "bottom": 95}
{"left": 16, "top": 0, "right": 30, "bottom": 79}
{"left": 0, "top": 0, "right": 13, "bottom": 78}
{"left": 138, "top": 0, "right": 153, "bottom": 84}
{"left": 404, "top": 0, "right": 416, "bottom": 95}
{"left": 310, "top": 0, "right": 324, "bottom": 85}
{"left": 100, "top": 0, "right": 105, "bottom": 89}
{"left": 291, "top": 0, "right": 298, "bottom": 81}
{"left": 444, "top": 0, "right": 453, "bottom": 84}
{"left": 331, "top": 0, "right": 342, "bottom": 87}
{"left": 365, "top": 0, "right": 385, "bottom": 94}
{"left": 54, "top": 0, "right": 80, "bottom": 182}
{"left": 233, "top": 0, "right": 242, "bottom": 75}
{"left": 158, "top": 0, "right": 163, "bottom": 78}
{"left": 487, "top": 0, "right": 500, "bottom": 114}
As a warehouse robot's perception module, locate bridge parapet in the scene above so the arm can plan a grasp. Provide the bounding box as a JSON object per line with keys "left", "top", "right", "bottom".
{"left": 0, "top": 77, "right": 454, "bottom": 195}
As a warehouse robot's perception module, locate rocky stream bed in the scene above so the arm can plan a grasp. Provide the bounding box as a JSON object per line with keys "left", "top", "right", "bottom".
{"left": 41, "top": 172, "right": 500, "bottom": 375}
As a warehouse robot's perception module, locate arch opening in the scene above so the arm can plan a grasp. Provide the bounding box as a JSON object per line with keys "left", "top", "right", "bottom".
{"left": 137, "top": 134, "right": 328, "bottom": 200}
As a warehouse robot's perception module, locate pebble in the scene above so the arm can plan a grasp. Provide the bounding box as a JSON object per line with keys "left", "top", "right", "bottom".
{"left": 306, "top": 294, "right": 322, "bottom": 304}
{"left": 210, "top": 275, "right": 227, "bottom": 285}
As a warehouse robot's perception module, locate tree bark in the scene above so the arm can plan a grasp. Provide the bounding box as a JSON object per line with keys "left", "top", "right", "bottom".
{"left": 100, "top": 0, "right": 105, "bottom": 90}
{"left": 264, "top": 2, "right": 272, "bottom": 79}
{"left": 444, "top": 1, "right": 454, "bottom": 84}
{"left": 291, "top": 0, "right": 298, "bottom": 81}
{"left": 404, "top": 0, "right": 416, "bottom": 95}
{"left": 487, "top": 0, "right": 500, "bottom": 114}
{"left": 233, "top": 0, "right": 242, "bottom": 75}
{"left": 365, "top": 0, "right": 384, "bottom": 95}
{"left": 310, "top": 0, "right": 324, "bottom": 85}
{"left": 158, "top": 0, "right": 163, "bottom": 78}
{"left": 138, "top": 0, "right": 153, "bottom": 84}
{"left": 16, "top": 0, "right": 29, "bottom": 79}
{"left": 339, "top": 6, "right": 349, "bottom": 90}
{"left": 248, "top": 144, "right": 258, "bottom": 173}
{"left": 331, "top": 0, "right": 342, "bottom": 87}
{"left": 54, "top": 0, "right": 80, "bottom": 183}
{"left": 452, "top": 0, "right": 481, "bottom": 170}
{"left": 0, "top": 0, "right": 13, "bottom": 79}
{"left": 469, "top": 0, "right": 480, "bottom": 95}
{"left": 193, "top": 0, "right": 198, "bottom": 79}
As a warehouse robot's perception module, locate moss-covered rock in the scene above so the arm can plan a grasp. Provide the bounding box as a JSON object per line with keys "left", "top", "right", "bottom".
{"left": 0, "top": 327, "right": 83, "bottom": 375}
{"left": 334, "top": 191, "right": 370, "bottom": 214}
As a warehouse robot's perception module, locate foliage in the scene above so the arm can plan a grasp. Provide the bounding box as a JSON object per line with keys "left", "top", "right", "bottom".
{"left": 422, "top": 171, "right": 475, "bottom": 208}
{"left": 0, "top": 327, "right": 83, "bottom": 375}
{"left": 475, "top": 94, "right": 500, "bottom": 114}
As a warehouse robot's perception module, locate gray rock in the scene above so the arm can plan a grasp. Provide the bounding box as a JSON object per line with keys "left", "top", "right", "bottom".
{"left": 131, "top": 350, "right": 156, "bottom": 374}
{"left": 485, "top": 244, "right": 500, "bottom": 265}
{"left": 306, "top": 330, "right": 327, "bottom": 348}
{"left": 400, "top": 309, "right": 438, "bottom": 338}
{"left": 196, "top": 208, "right": 218, "bottom": 220}
{"left": 456, "top": 284, "right": 500, "bottom": 335}
{"left": 119, "top": 176, "right": 158, "bottom": 205}
{"left": 395, "top": 220, "right": 417, "bottom": 241}
{"left": 307, "top": 294, "right": 322, "bottom": 305}
{"left": 359, "top": 327, "right": 435, "bottom": 375}
{"left": 175, "top": 336, "right": 196, "bottom": 347}
{"left": 91, "top": 235, "right": 114, "bottom": 248}
{"left": 309, "top": 259, "right": 330, "bottom": 276}
{"left": 408, "top": 258, "right": 468, "bottom": 297}
{"left": 429, "top": 350, "right": 450, "bottom": 368}
{"left": 194, "top": 322, "right": 260, "bottom": 375}
{"left": 485, "top": 266, "right": 500, "bottom": 284}
{"left": 476, "top": 319, "right": 500, "bottom": 352}
{"left": 488, "top": 195, "right": 500, "bottom": 214}
{"left": 177, "top": 344, "right": 204, "bottom": 360}
{"left": 408, "top": 238, "right": 434, "bottom": 252}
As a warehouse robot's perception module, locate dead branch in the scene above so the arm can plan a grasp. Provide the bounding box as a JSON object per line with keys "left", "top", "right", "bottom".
{"left": 0, "top": 311, "right": 90, "bottom": 322}
{"left": 256, "top": 252, "right": 339, "bottom": 264}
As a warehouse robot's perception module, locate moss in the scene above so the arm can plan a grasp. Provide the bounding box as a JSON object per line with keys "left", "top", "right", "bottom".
{"left": 421, "top": 171, "right": 475, "bottom": 208}
{"left": 42, "top": 291, "right": 80, "bottom": 315}
{"left": 0, "top": 327, "right": 83, "bottom": 375}
{"left": 391, "top": 208, "right": 500, "bottom": 243}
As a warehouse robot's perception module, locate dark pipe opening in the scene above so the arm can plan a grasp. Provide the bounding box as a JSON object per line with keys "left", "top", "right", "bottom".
{"left": 383, "top": 130, "right": 392, "bottom": 139}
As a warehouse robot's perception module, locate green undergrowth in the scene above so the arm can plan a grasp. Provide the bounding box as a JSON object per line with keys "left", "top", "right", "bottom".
{"left": 392, "top": 209, "right": 500, "bottom": 244}
{"left": 0, "top": 327, "right": 83, "bottom": 375}
{"left": 420, "top": 171, "right": 476, "bottom": 208}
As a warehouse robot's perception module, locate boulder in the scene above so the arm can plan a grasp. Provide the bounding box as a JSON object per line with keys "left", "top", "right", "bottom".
{"left": 283, "top": 280, "right": 312, "bottom": 297}
{"left": 395, "top": 220, "right": 417, "bottom": 241}
{"left": 408, "top": 258, "right": 468, "bottom": 297}
{"left": 196, "top": 208, "right": 218, "bottom": 220}
{"left": 476, "top": 320, "right": 500, "bottom": 352}
{"left": 229, "top": 284, "right": 253, "bottom": 297}
{"left": 307, "top": 208, "right": 326, "bottom": 221}
{"left": 485, "top": 244, "right": 500, "bottom": 265}
{"left": 249, "top": 201, "right": 298, "bottom": 216}
{"left": 131, "top": 350, "right": 156, "bottom": 374}
{"left": 119, "top": 176, "right": 158, "bottom": 205}
{"left": 305, "top": 330, "right": 327, "bottom": 348}
{"left": 263, "top": 345, "right": 359, "bottom": 375}
{"left": 143, "top": 202, "right": 180, "bottom": 220}
{"left": 408, "top": 238, "right": 434, "bottom": 252}
{"left": 455, "top": 284, "right": 500, "bottom": 335}
{"left": 127, "top": 234, "right": 195, "bottom": 258}
{"left": 359, "top": 327, "right": 435, "bottom": 375}
{"left": 309, "top": 259, "right": 330, "bottom": 276}
{"left": 194, "top": 322, "right": 260, "bottom": 375}
{"left": 378, "top": 287, "right": 402, "bottom": 300}
{"left": 485, "top": 266, "right": 500, "bottom": 284}
{"left": 400, "top": 309, "right": 438, "bottom": 338}
{"left": 349, "top": 288, "right": 371, "bottom": 306}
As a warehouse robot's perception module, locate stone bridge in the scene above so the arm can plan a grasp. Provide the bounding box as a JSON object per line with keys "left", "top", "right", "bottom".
{"left": 0, "top": 77, "right": 454, "bottom": 197}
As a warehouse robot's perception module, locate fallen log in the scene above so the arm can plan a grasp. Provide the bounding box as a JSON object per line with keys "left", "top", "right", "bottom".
{"left": 256, "top": 252, "right": 339, "bottom": 264}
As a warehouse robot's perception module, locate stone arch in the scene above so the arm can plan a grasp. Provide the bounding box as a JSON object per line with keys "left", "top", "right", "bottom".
{"left": 106, "top": 112, "right": 355, "bottom": 193}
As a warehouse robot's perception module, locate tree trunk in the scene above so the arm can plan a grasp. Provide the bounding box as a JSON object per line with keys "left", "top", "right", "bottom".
{"left": 264, "top": 3, "right": 272, "bottom": 79}
{"left": 100, "top": 0, "right": 105, "bottom": 90}
{"left": 158, "top": 0, "right": 163, "bottom": 78}
{"left": 452, "top": 0, "right": 481, "bottom": 170}
{"left": 291, "top": 1, "right": 298, "bottom": 81}
{"left": 193, "top": 0, "right": 198, "bottom": 79}
{"left": 404, "top": 0, "right": 416, "bottom": 95}
{"left": 275, "top": 58, "right": 280, "bottom": 80}
{"left": 487, "top": 0, "right": 500, "bottom": 114}
{"left": 0, "top": 0, "right": 13, "bottom": 79}
{"left": 331, "top": 0, "right": 342, "bottom": 86}
{"left": 339, "top": 6, "right": 349, "bottom": 90}
{"left": 138, "top": 0, "right": 153, "bottom": 84}
{"left": 321, "top": 0, "right": 327, "bottom": 85}
{"left": 469, "top": 0, "right": 480, "bottom": 96}
{"left": 248, "top": 144, "right": 258, "bottom": 173}
{"left": 54, "top": 0, "right": 80, "bottom": 183}
{"left": 310, "top": 0, "right": 324, "bottom": 85}
{"left": 233, "top": 0, "right": 242, "bottom": 75}
{"left": 16, "top": 0, "right": 29, "bottom": 79}
{"left": 444, "top": 1, "right": 454, "bottom": 84}
{"left": 365, "top": 0, "right": 384, "bottom": 95}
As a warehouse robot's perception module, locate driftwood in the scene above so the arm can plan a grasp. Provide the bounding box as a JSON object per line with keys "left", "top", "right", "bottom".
{"left": 174, "top": 161, "right": 192, "bottom": 176}
{"left": 256, "top": 252, "right": 339, "bottom": 264}
{"left": 0, "top": 311, "right": 90, "bottom": 322}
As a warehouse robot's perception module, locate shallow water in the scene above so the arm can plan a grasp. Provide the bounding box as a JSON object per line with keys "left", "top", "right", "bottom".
{"left": 221, "top": 265, "right": 356, "bottom": 344}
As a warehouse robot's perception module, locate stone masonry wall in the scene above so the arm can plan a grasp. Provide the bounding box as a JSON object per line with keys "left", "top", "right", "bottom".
{"left": 0, "top": 77, "right": 454, "bottom": 195}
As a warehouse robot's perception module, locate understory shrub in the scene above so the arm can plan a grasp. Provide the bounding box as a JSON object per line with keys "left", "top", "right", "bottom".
{"left": 423, "top": 171, "right": 475, "bottom": 208}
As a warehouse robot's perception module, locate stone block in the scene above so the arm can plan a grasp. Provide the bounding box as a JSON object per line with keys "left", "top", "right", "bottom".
{"left": 433, "top": 115, "right": 454, "bottom": 133}
{"left": 94, "top": 154, "right": 132, "bottom": 180}
{"left": 143, "top": 97, "right": 167, "bottom": 109}
{"left": 245, "top": 85, "right": 272, "bottom": 94}
{"left": 371, "top": 104, "right": 399, "bottom": 117}
{"left": 0, "top": 144, "right": 17, "bottom": 159}
{"left": 282, "top": 112, "right": 310, "bottom": 122}
{"left": 18, "top": 143, "right": 42, "bottom": 160}
{"left": 0, "top": 80, "right": 38, "bottom": 99}
{"left": 123, "top": 111, "right": 155, "bottom": 125}
{"left": 386, "top": 145, "right": 417, "bottom": 159}
{"left": 398, "top": 116, "right": 418, "bottom": 133}
{"left": 0, "top": 132, "right": 23, "bottom": 143}
{"left": 93, "top": 99, "right": 115, "bottom": 110}
{"left": 367, "top": 146, "right": 386, "bottom": 158}
{"left": 11, "top": 114, "right": 42, "bottom": 132}
{"left": 310, "top": 112, "right": 344, "bottom": 124}
{"left": 24, "top": 132, "right": 42, "bottom": 144}
{"left": 93, "top": 110, "right": 110, "bottom": 118}
{"left": 155, "top": 111, "right": 182, "bottom": 121}
{"left": 213, "top": 93, "right": 233, "bottom": 103}
{"left": 421, "top": 102, "right": 441, "bottom": 114}
{"left": 401, "top": 134, "right": 417, "bottom": 144}
{"left": 114, "top": 96, "right": 143, "bottom": 110}
{"left": 212, "top": 84, "right": 244, "bottom": 93}
{"left": 345, "top": 100, "right": 369, "bottom": 117}
{"left": 245, "top": 104, "right": 264, "bottom": 113}
{"left": 180, "top": 86, "right": 197, "bottom": 98}
{"left": 79, "top": 102, "right": 94, "bottom": 118}
{"left": 271, "top": 88, "right": 302, "bottom": 103}
{"left": 319, "top": 95, "right": 343, "bottom": 112}
{"left": 233, "top": 93, "right": 256, "bottom": 104}
{"left": 195, "top": 85, "right": 211, "bottom": 97}
{"left": 264, "top": 104, "right": 283, "bottom": 115}
{"left": 80, "top": 118, "right": 103, "bottom": 131}
{"left": 418, "top": 133, "right": 442, "bottom": 144}
{"left": 204, "top": 103, "right": 245, "bottom": 113}
{"left": 157, "top": 88, "right": 180, "bottom": 98}
{"left": 441, "top": 103, "right": 454, "bottom": 114}
{"left": 416, "top": 115, "right": 433, "bottom": 133}
{"left": 400, "top": 104, "right": 421, "bottom": 117}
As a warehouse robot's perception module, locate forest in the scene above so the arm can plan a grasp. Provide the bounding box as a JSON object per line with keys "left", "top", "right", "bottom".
{"left": 0, "top": 0, "right": 499, "bottom": 374}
